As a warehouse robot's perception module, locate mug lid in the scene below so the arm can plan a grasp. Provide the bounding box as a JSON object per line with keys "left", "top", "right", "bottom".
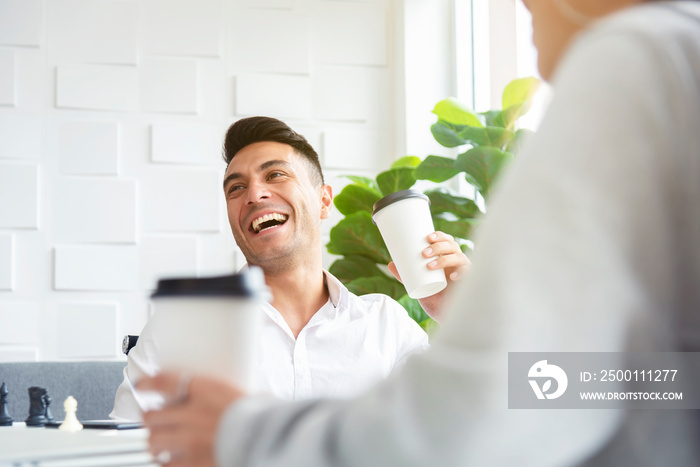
{"left": 151, "top": 266, "right": 270, "bottom": 300}
{"left": 372, "top": 189, "right": 430, "bottom": 220}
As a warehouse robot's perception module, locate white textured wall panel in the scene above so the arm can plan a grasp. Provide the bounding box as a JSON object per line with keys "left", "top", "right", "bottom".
{"left": 58, "top": 121, "right": 120, "bottom": 175}
{"left": 0, "top": 163, "right": 39, "bottom": 228}
{"left": 0, "top": 348, "right": 38, "bottom": 362}
{"left": 0, "top": 115, "right": 42, "bottom": 160}
{"left": 141, "top": 59, "right": 198, "bottom": 114}
{"left": 0, "top": 302, "right": 40, "bottom": 344}
{"left": 229, "top": 11, "right": 309, "bottom": 74}
{"left": 54, "top": 246, "right": 139, "bottom": 290}
{"left": 313, "top": 67, "right": 368, "bottom": 121}
{"left": 0, "top": 235, "right": 14, "bottom": 290}
{"left": 48, "top": 0, "right": 138, "bottom": 65}
{"left": 141, "top": 168, "right": 221, "bottom": 232}
{"left": 52, "top": 178, "right": 136, "bottom": 243}
{"left": 140, "top": 236, "right": 198, "bottom": 289}
{"left": 239, "top": 0, "right": 293, "bottom": 8}
{"left": 142, "top": 0, "right": 222, "bottom": 57}
{"left": 0, "top": 49, "right": 16, "bottom": 106}
{"left": 56, "top": 303, "right": 118, "bottom": 358}
{"left": 0, "top": 0, "right": 43, "bottom": 47}
{"left": 152, "top": 123, "right": 222, "bottom": 165}
{"left": 1, "top": 0, "right": 398, "bottom": 361}
{"left": 313, "top": 5, "right": 387, "bottom": 65}
{"left": 198, "top": 59, "right": 227, "bottom": 120}
{"left": 56, "top": 65, "right": 139, "bottom": 111}
{"left": 235, "top": 74, "right": 312, "bottom": 119}
{"left": 323, "top": 128, "right": 390, "bottom": 170}
{"left": 14, "top": 48, "right": 45, "bottom": 111}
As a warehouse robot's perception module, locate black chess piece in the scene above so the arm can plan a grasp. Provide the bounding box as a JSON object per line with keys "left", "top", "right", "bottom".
{"left": 25, "top": 386, "right": 48, "bottom": 427}
{"left": 43, "top": 393, "right": 55, "bottom": 423}
{"left": 0, "top": 382, "right": 13, "bottom": 426}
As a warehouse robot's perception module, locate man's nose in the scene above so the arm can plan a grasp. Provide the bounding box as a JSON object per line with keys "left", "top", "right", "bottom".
{"left": 245, "top": 181, "right": 270, "bottom": 204}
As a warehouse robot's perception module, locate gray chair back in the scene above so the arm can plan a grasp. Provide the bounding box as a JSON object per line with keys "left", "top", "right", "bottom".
{"left": 0, "top": 361, "right": 125, "bottom": 422}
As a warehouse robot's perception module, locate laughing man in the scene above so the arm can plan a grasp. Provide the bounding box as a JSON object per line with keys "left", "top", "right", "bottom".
{"left": 111, "top": 117, "right": 469, "bottom": 420}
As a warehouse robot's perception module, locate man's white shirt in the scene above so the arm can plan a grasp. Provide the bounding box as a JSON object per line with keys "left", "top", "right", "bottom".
{"left": 111, "top": 270, "right": 429, "bottom": 421}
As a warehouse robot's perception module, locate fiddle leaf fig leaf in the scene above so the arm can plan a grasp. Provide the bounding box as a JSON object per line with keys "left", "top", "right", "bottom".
{"left": 431, "top": 122, "right": 468, "bottom": 148}
{"left": 432, "top": 98, "right": 483, "bottom": 127}
{"left": 505, "top": 128, "right": 535, "bottom": 155}
{"left": 334, "top": 184, "right": 382, "bottom": 216}
{"left": 323, "top": 77, "right": 540, "bottom": 327}
{"left": 455, "top": 147, "right": 514, "bottom": 199}
{"left": 494, "top": 103, "right": 533, "bottom": 130}
{"left": 376, "top": 167, "right": 417, "bottom": 196}
{"left": 329, "top": 255, "right": 385, "bottom": 285}
{"left": 326, "top": 211, "right": 391, "bottom": 264}
{"left": 497, "top": 77, "right": 541, "bottom": 129}
{"left": 346, "top": 275, "right": 406, "bottom": 301}
{"left": 391, "top": 156, "right": 422, "bottom": 169}
{"left": 398, "top": 295, "right": 429, "bottom": 324}
{"left": 415, "top": 155, "right": 460, "bottom": 183}
{"left": 432, "top": 214, "right": 478, "bottom": 240}
{"left": 457, "top": 126, "right": 515, "bottom": 149}
{"left": 502, "top": 76, "right": 541, "bottom": 110}
{"left": 425, "top": 188, "right": 482, "bottom": 218}
{"left": 419, "top": 317, "right": 440, "bottom": 335}
{"left": 480, "top": 110, "right": 502, "bottom": 128}
{"left": 342, "top": 175, "right": 380, "bottom": 194}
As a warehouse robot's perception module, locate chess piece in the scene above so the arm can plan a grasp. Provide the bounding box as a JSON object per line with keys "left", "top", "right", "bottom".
{"left": 58, "top": 396, "right": 83, "bottom": 432}
{"left": 25, "top": 386, "right": 48, "bottom": 427}
{"left": 0, "top": 382, "right": 13, "bottom": 426}
{"left": 43, "top": 393, "right": 55, "bottom": 423}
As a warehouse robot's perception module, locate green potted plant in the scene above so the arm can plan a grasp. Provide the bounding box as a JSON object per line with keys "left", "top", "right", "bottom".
{"left": 325, "top": 77, "right": 541, "bottom": 332}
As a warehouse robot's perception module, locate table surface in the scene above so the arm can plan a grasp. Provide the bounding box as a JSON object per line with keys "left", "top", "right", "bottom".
{"left": 0, "top": 422, "right": 156, "bottom": 466}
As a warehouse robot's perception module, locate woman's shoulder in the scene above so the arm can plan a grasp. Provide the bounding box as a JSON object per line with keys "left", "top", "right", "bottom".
{"left": 590, "top": 2, "right": 700, "bottom": 44}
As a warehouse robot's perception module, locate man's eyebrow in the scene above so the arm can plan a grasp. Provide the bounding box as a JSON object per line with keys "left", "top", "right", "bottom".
{"left": 259, "top": 159, "right": 293, "bottom": 171}
{"left": 223, "top": 159, "right": 293, "bottom": 191}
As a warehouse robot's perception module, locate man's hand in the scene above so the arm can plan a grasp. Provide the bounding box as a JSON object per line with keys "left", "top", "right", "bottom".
{"left": 138, "top": 372, "right": 244, "bottom": 467}
{"left": 388, "top": 231, "right": 470, "bottom": 322}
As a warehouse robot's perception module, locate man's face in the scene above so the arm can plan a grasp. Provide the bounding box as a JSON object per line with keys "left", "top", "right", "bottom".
{"left": 223, "top": 141, "right": 332, "bottom": 273}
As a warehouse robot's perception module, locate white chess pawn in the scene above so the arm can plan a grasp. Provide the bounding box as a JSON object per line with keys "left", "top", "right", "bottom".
{"left": 58, "top": 396, "right": 83, "bottom": 432}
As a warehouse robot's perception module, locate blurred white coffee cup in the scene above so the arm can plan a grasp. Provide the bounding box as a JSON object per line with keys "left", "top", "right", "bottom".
{"left": 150, "top": 267, "right": 269, "bottom": 392}
{"left": 372, "top": 190, "right": 447, "bottom": 299}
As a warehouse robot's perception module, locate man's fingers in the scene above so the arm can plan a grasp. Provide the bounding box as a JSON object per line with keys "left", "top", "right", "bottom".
{"left": 146, "top": 409, "right": 218, "bottom": 465}
{"left": 143, "top": 404, "right": 193, "bottom": 428}
{"left": 149, "top": 426, "right": 215, "bottom": 467}
{"left": 422, "top": 230, "right": 470, "bottom": 280}
{"left": 422, "top": 241, "right": 460, "bottom": 258}
{"left": 427, "top": 231, "right": 454, "bottom": 243}
{"left": 139, "top": 374, "right": 239, "bottom": 467}
{"left": 426, "top": 254, "right": 468, "bottom": 273}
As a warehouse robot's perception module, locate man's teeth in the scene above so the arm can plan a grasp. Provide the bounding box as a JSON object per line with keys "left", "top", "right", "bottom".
{"left": 252, "top": 213, "right": 288, "bottom": 233}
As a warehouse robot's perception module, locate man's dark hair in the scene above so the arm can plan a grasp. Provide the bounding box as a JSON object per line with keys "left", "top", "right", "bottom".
{"left": 223, "top": 116, "right": 324, "bottom": 185}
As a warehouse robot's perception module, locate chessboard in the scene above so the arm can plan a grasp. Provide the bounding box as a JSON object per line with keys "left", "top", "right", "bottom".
{"left": 0, "top": 361, "right": 125, "bottom": 421}
{"left": 0, "top": 422, "right": 154, "bottom": 466}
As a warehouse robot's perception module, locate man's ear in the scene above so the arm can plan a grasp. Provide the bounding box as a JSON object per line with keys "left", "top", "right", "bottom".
{"left": 319, "top": 184, "right": 333, "bottom": 220}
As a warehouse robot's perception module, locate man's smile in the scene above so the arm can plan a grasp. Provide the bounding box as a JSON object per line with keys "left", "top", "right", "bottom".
{"left": 250, "top": 212, "right": 289, "bottom": 234}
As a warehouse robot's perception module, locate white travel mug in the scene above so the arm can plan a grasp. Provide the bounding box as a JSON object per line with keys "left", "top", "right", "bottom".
{"left": 150, "top": 267, "right": 269, "bottom": 392}
{"left": 372, "top": 189, "right": 447, "bottom": 299}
